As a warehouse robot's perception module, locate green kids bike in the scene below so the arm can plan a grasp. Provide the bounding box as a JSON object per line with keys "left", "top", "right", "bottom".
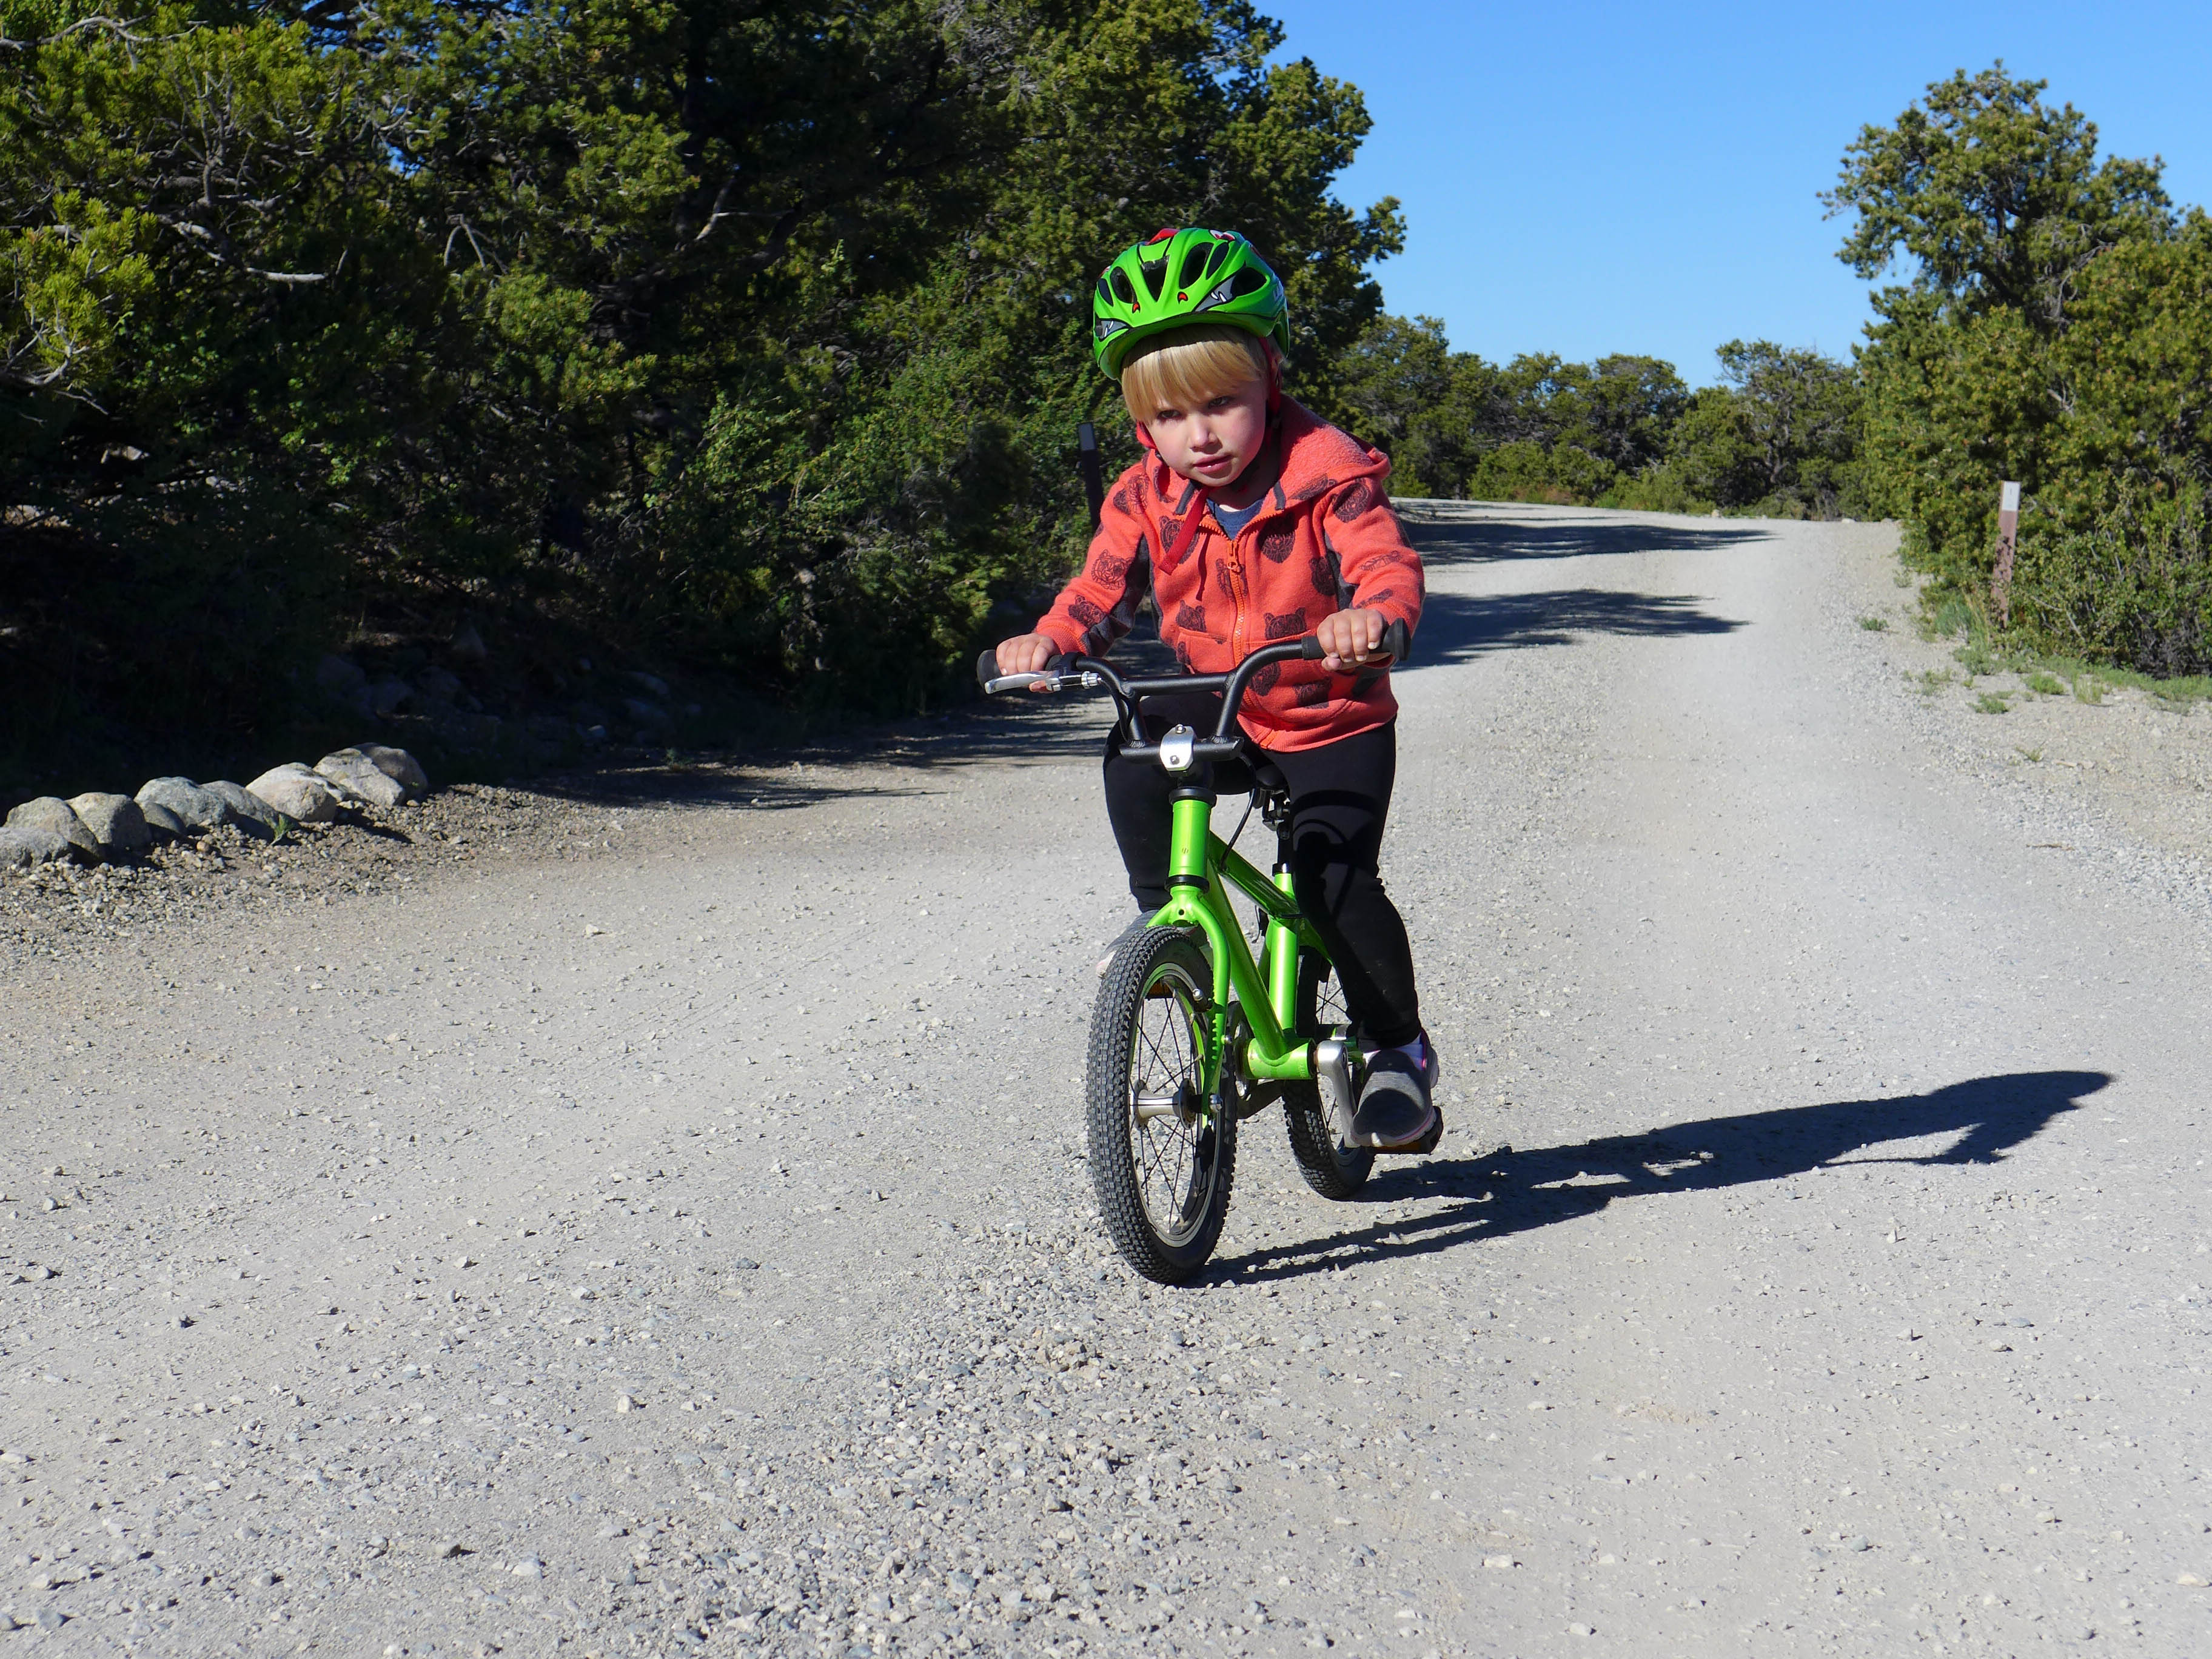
{"left": 979, "top": 622, "right": 1441, "bottom": 1284}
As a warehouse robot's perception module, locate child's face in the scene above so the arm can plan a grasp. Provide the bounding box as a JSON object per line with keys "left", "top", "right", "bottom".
{"left": 1139, "top": 377, "right": 1269, "bottom": 491}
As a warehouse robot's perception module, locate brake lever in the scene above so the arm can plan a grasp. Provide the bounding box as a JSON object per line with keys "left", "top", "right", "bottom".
{"left": 983, "top": 669, "right": 1101, "bottom": 695}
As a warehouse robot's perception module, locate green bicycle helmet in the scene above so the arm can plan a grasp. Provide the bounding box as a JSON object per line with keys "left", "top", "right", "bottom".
{"left": 1091, "top": 227, "right": 1290, "bottom": 381}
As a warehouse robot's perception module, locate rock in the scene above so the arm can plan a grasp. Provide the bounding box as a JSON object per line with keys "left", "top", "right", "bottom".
{"left": 317, "top": 755, "right": 406, "bottom": 809}
{"left": 136, "top": 777, "right": 233, "bottom": 832}
{"left": 315, "top": 654, "right": 369, "bottom": 699}
{"left": 628, "top": 670, "right": 671, "bottom": 699}
{"left": 367, "top": 678, "right": 414, "bottom": 718}
{"left": 511, "top": 1557, "right": 543, "bottom": 1578}
{"left": 449, "top": 622, "right": 488, "bottom": 662}
{"left": 622, "top": 698, "right": 672, "bottom": 728}
{"left": 67, "top": 793, "right": 150, "bottom": 854}
{"left": 315, "top": 746, "right": 426, "bottom": 809}
{"left": 246, "top": 765, "right": 340, "bottom": 825}
{"left": 201, "top": 781, "right": 280, "bottom": 840}
{"left": 437, "top": 711, "right": 504, "bottom": 753}
{"left": 138, "top": 799, "right": 187, "bottom": 839}
{"left": 0, "top": 826, "right": 73, "bottom": 871}
{"left": 416, "top": 666, "right": 464, "bottom": 703}
{"left": 5, "top": 797, "right": 100, "bottom": 862}
{"left": 361, "top": 743, "right": 427, "bottom": 794}
{"left": 315, "top": 655, "right": 372, "bottom": 718}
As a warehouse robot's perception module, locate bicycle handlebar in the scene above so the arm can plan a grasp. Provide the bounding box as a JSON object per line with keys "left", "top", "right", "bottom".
{"left": 974, "top": 618, "right": 1410, "bottom": 760}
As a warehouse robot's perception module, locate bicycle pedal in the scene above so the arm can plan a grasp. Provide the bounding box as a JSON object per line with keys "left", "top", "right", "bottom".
{"left": 1377, "top": 1107, "right": 1445, "bottom": 1157}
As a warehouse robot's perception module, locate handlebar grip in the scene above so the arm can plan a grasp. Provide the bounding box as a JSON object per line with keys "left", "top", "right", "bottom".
{"left": 1298, "top": 618, "right": 1415, "bottom": 665}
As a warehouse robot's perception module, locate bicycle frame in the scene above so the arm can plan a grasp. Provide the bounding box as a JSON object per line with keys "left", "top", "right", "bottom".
{"left": 974, "top": 620, "right": 1407, "bottom": 1108}
{"left": 1146, "top": 793, "right": 1356, "bottom": 1098}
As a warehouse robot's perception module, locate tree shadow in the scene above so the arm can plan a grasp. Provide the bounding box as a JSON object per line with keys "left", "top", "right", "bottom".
{"left": 1219, "top": 1070, "right": 2109, "bottom": 1283}
{"left": 1403, "top": 510, "right": 1777, "bottom": 568}
{"left": 1407, "top": 588, "right": 1744, "bottom": 665}
{"left": 517, "top": 762, "right": 936, "bottom": 813}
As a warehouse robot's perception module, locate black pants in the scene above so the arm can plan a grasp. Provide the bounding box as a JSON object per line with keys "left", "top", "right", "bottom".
{"left": 1101, "top": 693, "right": 1423, "bottom": 1048}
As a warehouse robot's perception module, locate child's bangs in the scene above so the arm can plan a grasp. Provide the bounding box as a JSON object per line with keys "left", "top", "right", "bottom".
{"left": 1121, "top": 328, "right": 1271, "bottom": 420}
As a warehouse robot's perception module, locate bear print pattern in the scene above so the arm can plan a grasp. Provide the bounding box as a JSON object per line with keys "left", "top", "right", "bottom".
{"left": 1332, "top": 478, "right": 1375, "bottom": 521}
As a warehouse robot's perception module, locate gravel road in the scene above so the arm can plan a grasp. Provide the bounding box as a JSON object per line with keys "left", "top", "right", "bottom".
{"left": 4, "top": 502, "right": 2211, "bottom": 1658}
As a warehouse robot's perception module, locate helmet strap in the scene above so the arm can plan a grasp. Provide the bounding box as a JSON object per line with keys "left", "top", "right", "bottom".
{"left": 1162, "top": 491, "right": 1208, "bottom": 568}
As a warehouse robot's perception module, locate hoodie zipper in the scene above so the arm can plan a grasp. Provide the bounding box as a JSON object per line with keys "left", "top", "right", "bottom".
{"left": 1222, "top": 520, "right": 1249, "bottom": 660}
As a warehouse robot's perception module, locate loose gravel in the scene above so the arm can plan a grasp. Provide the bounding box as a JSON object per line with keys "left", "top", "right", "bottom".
{"left": 1, "top": 503, "right": 2209, "bottom": 1657}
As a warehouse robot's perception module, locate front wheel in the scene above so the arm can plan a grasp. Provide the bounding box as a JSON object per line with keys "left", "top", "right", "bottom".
{"left": 1282, "top": 950, "right": 1373, "bottom": 1199}
{"left": 1086, "top": 925, "right": 1236, "bottom": 1284}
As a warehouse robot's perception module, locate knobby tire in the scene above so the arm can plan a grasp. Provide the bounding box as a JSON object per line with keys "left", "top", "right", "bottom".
{"left": 1085, "top": 925, "right": 1236, "bottom": 1284}
{"left": 1281, "top": 949, "right": 1373, "bottom": 1199}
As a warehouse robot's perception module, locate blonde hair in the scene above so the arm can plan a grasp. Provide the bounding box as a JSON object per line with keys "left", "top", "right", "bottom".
{"left": 1119, "top": 326, "right": 1276, "bottom": 423}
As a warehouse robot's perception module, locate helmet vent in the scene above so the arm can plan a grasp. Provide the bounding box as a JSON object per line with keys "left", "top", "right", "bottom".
{"left": 1225, "top": 266, "right": 1269, "bottom": 300}
{"left": 1179, "top": 246, "right": 1210, "bottom": 291}
{"left": 1138, "top": 256, "right": 1168, "bottom": 301}
{"left": 1110, "top": 266, "right": 1136, "bottom": 306}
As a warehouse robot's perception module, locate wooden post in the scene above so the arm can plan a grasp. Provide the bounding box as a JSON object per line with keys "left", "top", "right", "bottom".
{"left": 1991, "top": 480, "right": 2021, "bottom": 627}
{"left": 1076, "top": 420, "right": 1105, "bottom": 533}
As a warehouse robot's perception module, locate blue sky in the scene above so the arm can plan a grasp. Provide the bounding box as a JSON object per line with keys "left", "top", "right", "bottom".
{"left": 1262, "top": 1, "right": 2212, "bottom": 384}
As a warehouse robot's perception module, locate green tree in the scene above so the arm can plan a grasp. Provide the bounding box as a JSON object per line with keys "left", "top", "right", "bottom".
{"left": 2, "top": 0, "right": 1407, "bottom": 779}
{"left": 1669, "top": 341, "right": 1861, "bottom": 516}
{"left": 1825, "top": 62, "right": 2170, "bottom": 328}
{"left": 1831, "top": 64, "right": 2173, "bottom": 574}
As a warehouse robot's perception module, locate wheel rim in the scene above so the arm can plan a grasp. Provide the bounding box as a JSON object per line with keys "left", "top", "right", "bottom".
{"left": 1127, "top": 959, "right": 1218, "bottom": 1246}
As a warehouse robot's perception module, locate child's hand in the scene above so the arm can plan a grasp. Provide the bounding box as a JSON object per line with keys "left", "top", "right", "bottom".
{"left": 994, "top": 633, "right": 1062, "bottom": 691}
{"left": 1315, "top": 608, "right": 1388, "bottom": 672}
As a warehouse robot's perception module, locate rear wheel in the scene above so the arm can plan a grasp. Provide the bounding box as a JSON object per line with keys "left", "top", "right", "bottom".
{"left": 1085, "top": 925, "right": 1237, "bottom": 1283}
{"left": 1282, "top": 950, "right": 1372, "bottom": 1199}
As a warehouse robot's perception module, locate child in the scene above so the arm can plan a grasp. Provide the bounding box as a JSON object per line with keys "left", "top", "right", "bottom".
{"left": 995, "top": 227, "right": 1436, "bottom": 1148}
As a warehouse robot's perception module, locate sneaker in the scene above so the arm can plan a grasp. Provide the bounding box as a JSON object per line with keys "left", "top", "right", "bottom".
{"left": 1096, "top": 915, "right": 1151, "bottom": 978}
{"left": 1348, "top": 1035, "right": 1439, "bottom": 1150}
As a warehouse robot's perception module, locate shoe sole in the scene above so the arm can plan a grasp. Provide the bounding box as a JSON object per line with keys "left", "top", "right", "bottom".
{"left": 1346, "top": 1044, "right": 1443, "bottom": 1153}
{"left": 1346, "top": 1101, "right": 1441, "bottom": 1153}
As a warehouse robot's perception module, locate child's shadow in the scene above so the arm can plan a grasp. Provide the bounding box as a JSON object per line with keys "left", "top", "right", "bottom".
{"left": 1225, "top": 1069, "right": 2110, "bottom": 1281}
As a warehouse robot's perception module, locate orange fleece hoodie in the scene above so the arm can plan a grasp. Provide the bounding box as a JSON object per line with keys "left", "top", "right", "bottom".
{"left": 1033, "top": 399, "right": 1424, "bottom": 752}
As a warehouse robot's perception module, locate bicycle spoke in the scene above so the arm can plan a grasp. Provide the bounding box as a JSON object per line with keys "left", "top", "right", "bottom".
{"left": 1127, "top": 966, "right": 1211, "bottom": 1242}
{"left": 1087, "top": 927, "right": 1237, "bottom": 1281}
